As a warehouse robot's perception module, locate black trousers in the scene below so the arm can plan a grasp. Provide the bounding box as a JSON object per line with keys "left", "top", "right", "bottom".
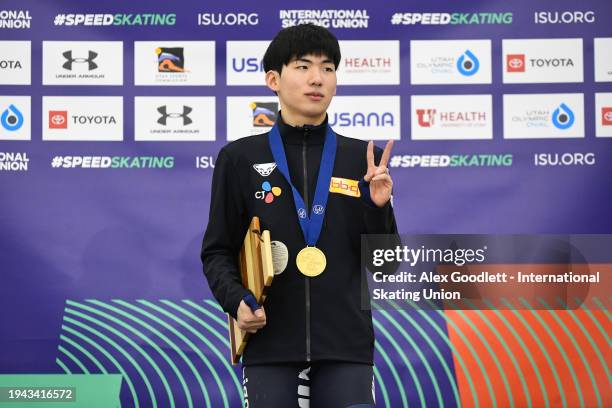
{"left": 242, "top": 361, "right": 375, "bottom": 408}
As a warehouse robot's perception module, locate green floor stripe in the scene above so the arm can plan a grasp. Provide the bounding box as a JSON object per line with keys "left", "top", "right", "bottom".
{"left": 138, "top": 300, "right": 229, "bottom": 408}
{"left": 374, "top": 366, "right": 391, "bottom": 408}
{"left": 93, "top": 299, "right": 196, "bottom": 408}
{"left": 377, "top": 307, "right": 444, "bottom": 407}
{"left": 160, "top": 300, "right": 243, "bottom": 406}
{"left": 520, "top": 298, "right": 583, "bottom": 408}
{"left": 60, "top": 334, "right": 107, "bottom": 373}
{"left": 374, "top": 335, "right": 411, "bottom": 408}
{"left": 483, "top": 300, "right": 549, "bottom": 408}
{"left": 501, "top": 298, "right": 566, "bottom": 408}
{"left": 67, "top": 301, "right": 163, "bottom": 408}
{"left": 58, "top": 345, "right": 89, "bottom": 374}
{"left": 450, "top": 304, "right": 514, "bottom": 407}
{"left": 426, "top": 301, "right": 497, "bottom": 408}
{"left": 464, "top": 299, "right": 531, "bottom": 408}
{"left": 574, "top": 297, "right": 611, "bottom": 347}
{"left": 398, "top": 300, "right": 473, "bottom": 408}
{"left": 56, "top": 357, "right": 72, "bottom": 374}
{"left": 61, "top": 321, "right": 140, "bottom": 408}
{"left": 539, "top": 298, "right": 602, "bottom": 408}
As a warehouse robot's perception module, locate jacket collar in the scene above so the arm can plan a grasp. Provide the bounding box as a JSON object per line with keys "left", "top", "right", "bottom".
{"left": 277, "top": 111, "right": 328, "bottom": 146}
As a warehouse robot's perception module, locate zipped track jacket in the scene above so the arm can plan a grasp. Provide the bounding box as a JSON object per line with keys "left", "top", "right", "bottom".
{"left": 201, "top": 115, "right": 398, "bottom": 365}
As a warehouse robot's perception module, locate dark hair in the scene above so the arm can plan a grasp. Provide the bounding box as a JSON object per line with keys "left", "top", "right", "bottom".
{"left": 263, "top": 24, "right": 341, "bottom": 74}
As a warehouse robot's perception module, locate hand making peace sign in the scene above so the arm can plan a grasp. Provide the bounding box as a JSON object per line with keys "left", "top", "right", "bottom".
{"left": 364, "top": 140, "right": 394, "bottom": 208}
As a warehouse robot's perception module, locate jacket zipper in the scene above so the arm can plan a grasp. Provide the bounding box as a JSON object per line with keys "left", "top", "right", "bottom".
{"left": 302, "top": 128, "right": 311, "bottom": 362}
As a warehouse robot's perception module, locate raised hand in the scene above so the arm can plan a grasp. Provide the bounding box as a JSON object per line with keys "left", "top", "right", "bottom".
{"left": 364, "top": 140, "right": 394, "bottom": 207}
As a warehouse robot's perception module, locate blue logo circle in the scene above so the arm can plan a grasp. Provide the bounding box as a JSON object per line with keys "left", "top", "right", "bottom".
{"left": 552, "top": 103, "right": 575, "bottom": 130}
{"left": 457, "top": 50, "right": 480, "bottom": 77}
{"left": 1, "top": 104, "right": 24, "bottom": 132}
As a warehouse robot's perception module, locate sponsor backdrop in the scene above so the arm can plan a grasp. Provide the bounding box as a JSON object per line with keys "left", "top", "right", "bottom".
{"left": 1, "top": 0, "right": 610, "bottom": 407}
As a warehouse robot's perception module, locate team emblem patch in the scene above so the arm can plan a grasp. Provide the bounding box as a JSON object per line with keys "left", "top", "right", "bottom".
{"left": 253, "top": 162, "right": 277, "bottom": 177}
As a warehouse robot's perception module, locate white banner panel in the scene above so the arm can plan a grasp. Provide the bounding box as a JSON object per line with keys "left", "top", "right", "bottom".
{"left": 336, "top": 40, "right": 400, "bottom": 85}
{"left": 328, "top": 95, "right": 400, "bottom": 140}
{"left": 0, "top": 41, "right": 31, "bottom": 85}
{"left": 411, "top": 94, "right": 492, "bottom": 140}
{"left": 410, "top": 40, "right": 492, "bottom": 84}
{"left": 502, "top": 38, "right": 583, "bottom": 84}
{"left": 42, "top": 96, "right": 123, "bottom": 141}
{"left": 42, "top": 41, "right": 123, "bottom": 85}
{"left": 594, "top": 38, "right": 612, "bottom": 82}
{"left": 134, "top": 41, "right": 215, "bottom": 86}
{"left": 226, "top": 41, "right": 268, "bottom": 86}
{"left": 503, "top": 93, "right": 584, "bottom": 139}
{"left": 134, "top": 97, "right": 216, "bottom": 141}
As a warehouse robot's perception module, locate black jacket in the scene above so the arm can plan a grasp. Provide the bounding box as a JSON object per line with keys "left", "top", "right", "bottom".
{"left": 201, "top": 114, "right": 398, "bottom": 365}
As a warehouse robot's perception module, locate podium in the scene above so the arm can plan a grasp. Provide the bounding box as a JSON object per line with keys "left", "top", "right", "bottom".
{"left": 228, "top": 217, "right": 275, "bottom": 364}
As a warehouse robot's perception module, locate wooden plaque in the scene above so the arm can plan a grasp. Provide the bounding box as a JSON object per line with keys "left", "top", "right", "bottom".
{"left": 228, "top": 217, "right": 274, "bottom": 364}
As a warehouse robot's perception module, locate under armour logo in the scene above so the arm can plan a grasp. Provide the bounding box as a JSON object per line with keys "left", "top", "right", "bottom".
{"left": 298, "top": 208, "right": 307, "bottom": 219}
{"left": 62, "top": 50, "right": 98, "bottom": 71}
{"left": 157, "top": 105, "right": 192, "bottom": 126}
{"left": 312, "top": 205, "right": 324, "bottom": 215}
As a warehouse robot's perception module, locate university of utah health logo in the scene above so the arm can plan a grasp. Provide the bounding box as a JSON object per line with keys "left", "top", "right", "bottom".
{"left": 157, "top": 105, "right": 192, "bottom": 126}
{"left": 602, "top": 107, "right": 612, "bottom": 126}
{"left": 62, "top": 50, "right": 98, "bottom": 71}
{"left": 415, "top": 106, "right": 487, "bottom": 129}
{"left": 255, "top": 181, "right": 282, "bottom": 204}
{"left": 506, "top": 54, "right": 525, "bottom": 72}
{"left": 250, "top": 102, "right": 277, "bottom": 127}
{"left": 49, "top": 110, "right": 68, "bottom": 129}
{"left": 552, "top": 103, "right": 574, "bottom": 130}
{"left": 156, "top": 47, "right": 185, "bottom": 72}
{"left": 456, "top": 50, "right": 479, "bottom": 76}
{"left": 416, "top": 109, "right": 436, "bottom": 127}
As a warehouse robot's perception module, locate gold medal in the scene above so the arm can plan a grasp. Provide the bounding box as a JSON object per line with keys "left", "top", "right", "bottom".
{"left": 296, "top": 246, "right": 326, "bottom": 277}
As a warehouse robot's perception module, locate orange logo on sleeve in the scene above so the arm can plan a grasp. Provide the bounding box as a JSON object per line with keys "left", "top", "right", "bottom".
{"left": 329, "top": 177, "right": 361, "bottom": 198}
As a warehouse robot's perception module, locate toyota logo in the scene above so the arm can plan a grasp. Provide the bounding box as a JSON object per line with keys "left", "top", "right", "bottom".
{"left": 508, "top": 58, "right": 523, "bottom": 69}
{"left": 51, "top": 114, "right": 65, "bottom": 125}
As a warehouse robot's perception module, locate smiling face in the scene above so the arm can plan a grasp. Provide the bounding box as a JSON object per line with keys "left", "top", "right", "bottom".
{"left": 265, "top": 53, "right": 337, "bottom": 127}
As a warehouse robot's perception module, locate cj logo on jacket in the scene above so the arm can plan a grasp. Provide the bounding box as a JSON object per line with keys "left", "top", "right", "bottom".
{"left": 255, "top": 181, "right": 282, "bottom": 204}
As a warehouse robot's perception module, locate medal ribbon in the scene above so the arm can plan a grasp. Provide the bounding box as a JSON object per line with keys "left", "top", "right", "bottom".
{"left": 268, "top": 123, "right": 336, "bottom": 247}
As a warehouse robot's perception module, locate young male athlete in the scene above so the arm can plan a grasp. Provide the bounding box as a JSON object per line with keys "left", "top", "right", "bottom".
{"left": 202, "top": 23, "right": 397, "bottom": 407}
